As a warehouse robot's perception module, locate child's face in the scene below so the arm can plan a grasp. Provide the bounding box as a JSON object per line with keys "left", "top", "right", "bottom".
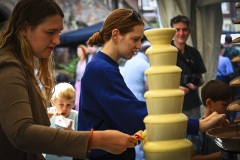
{"left": 52, "top": 97, "right": 74, "bottom": 117}
{"left": 209, "top": 99, "right": 232, "bottom": 114}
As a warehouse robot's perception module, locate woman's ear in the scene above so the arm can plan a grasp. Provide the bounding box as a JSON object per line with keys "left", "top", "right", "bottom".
{"left": 111, "top": 29, "right": 119, "bottom": 42}
{"left": 112, "top": 29, "right": 119, "bottom": 36}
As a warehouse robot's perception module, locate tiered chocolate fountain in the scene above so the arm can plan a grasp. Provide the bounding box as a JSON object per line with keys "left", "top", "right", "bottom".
{"left": 139, "top": 28, "right": 192, "bottom": 160}
{"left": 206, "top": 2, "right": 240, "bottom": 160}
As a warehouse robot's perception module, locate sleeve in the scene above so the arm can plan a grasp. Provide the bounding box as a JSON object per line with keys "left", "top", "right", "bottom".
{"left": 226, "top": 58, "right": 234, "bottom": 75}
{"left": 233, "top": 47, "right": 240, "bottom": 57}
{"left": 195, "top": 50, "right": 207, "bottom": 74}
{"left": 82, "top": 62, "right": 147, "bottom": 135}
{"left": 101, "top": 79, "right": 147, "bottom": 135}
{"left": 187, "top": 118, "right": 199, "bottom": 135}
{"left": 0, "top": 63, "right": 89, "bottom": 159}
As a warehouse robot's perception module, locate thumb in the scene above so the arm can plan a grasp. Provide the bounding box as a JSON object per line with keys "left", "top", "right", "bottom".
{"left": 68, "top": 120, "right": 73, "bottom": 128}
{"left": 64, "top": 121, "right": 73, "bottom": 130}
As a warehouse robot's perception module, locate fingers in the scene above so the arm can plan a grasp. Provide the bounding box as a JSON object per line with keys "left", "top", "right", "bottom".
{"left": 116, "top": 134, "right": 137, "bottom": 150}
{"left": 121, "top": 135, "right": 138, "bottom": 149}
{"left": 207, "top": 111, "right": 218, "bottom": 119}
{"left": 64, "top": 121, "right": 73, "bottom": 130}
{"left": 55, "top": 112, "right": 61, "bottom": 116}
{"left": 127, "top": 142, "right": 137, "bottom": 148}
{"left": 47, "top": 112, "right": 54, "bottom": 119}
{"left": 217, "top": 114, "right": 228, "bottom": 126}
{"left": 179, "top": 86, "right": 189, "bottom": 94}
{"left": 134, "top": 130, "right": 143, "bottom": 140}
{"left": 223, "top": 119, "right": 230, "bottom": 126}
{"left": 68, "top": 120, "right": 73, "bottom": 128}
{"left": 200, "top": 112, "right": 227, "bottom": 132}
{"left": 127, "top": 136, "right": 138, "bottom": 148}
{"left": 93, "top": 130, "right": 139, "bottom": 154}
{"left": 186, "top": 83, "right": 197, "bottom": 90}
{"left": 214, "top": 113, "right": 226, "bottom": 123}
{"left": 205, "top": 112, "right": 225, "bottom": 121}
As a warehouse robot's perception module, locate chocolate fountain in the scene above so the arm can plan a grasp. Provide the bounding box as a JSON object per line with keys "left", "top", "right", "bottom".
{"left": 138, "top": 28, "right": 192, "bottom": 160}
{"left": 206, "top": 3, "right": 240, "bottom": 159}
{"left": 207, "top": 100, "right": 240, "bottom": 160}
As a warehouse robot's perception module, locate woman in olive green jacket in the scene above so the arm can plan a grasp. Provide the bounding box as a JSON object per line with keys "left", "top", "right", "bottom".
{"left": 0, "top": 0, "right": 137, "bottom": 160}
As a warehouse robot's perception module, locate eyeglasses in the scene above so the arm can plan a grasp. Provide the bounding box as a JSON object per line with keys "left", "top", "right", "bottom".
{"left": 132, "top": 10, "right": 141, "bottom": 21}
{"left": 121, "top": 10, "right": 142, "bottom": 22}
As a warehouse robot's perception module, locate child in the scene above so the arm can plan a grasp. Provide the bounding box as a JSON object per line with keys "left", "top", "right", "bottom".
{"left": 187, "top": 80, "right": 234, "bottom": 160}
{"left": 46, "top": 82, "right": 78, "bottom": 160}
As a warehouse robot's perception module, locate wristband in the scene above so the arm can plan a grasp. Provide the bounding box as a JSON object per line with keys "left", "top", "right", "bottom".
{"left": 87, "top": 128, "right": 94, "bottom": 153}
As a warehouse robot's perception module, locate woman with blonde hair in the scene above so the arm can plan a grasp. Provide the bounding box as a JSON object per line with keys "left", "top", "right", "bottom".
{"left": 0, "top": 1, "right": 138, "bottom": 159}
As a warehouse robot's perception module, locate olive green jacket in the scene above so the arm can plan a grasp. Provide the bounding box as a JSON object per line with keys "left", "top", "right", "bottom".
{"left": 0, "top": 46, "right": 89, "bottom": 160}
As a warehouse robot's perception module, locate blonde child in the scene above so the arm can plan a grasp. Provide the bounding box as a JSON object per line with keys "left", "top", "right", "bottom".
{"left": 46, "top": 82, "right": 78, "bottom": 160}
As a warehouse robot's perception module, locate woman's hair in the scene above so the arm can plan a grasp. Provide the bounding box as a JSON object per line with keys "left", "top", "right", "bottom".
{"left": 77, "top": 44, "right": 88, "bottom": 58}
{"left": 88, "top": 8, "right": 144, "bottom": 46}
{"left": 201, "top": 80, "right": 234, "bottom": 106}
{"left": 51, "top": 83, "right": 76, "bottom": 103}
{"left": 0, "top": 0, "right": 64, "bottom": 106}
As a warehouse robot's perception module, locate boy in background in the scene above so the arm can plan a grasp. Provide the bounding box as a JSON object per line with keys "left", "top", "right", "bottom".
{"left": 187, "top": 80, "right": 233, "bottom": 160}
{"left": 46, "top": 82, "right": 78, "bottom": 160}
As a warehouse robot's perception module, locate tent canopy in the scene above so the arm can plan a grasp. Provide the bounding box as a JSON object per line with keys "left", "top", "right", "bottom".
{"left": 58, "top": 22, "right": 153, "bottom": 47}
{"left": 58, "top": 22, "right": 104, "bottom": 47}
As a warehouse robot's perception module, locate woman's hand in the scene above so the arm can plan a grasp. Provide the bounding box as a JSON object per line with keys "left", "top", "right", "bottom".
{"left": 199, "top": 112, "right": 227, "bottom": 132}
{"left": 90, "top": 130, "right": 137, "bottom": 154}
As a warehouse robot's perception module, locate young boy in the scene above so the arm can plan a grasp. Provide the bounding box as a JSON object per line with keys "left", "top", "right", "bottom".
{"left": 187, "top": 80, "right": 234, "bottom": 160}
{"left": 46, "top": 82, "right": 78, "bottom": 160}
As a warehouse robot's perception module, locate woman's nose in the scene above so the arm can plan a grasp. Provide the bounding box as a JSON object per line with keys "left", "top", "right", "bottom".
{"left": 53, "top": 34, "right": 61, "bottom": 45}
{"left": 137, "top": 41, "right": 142, "bottom": 49}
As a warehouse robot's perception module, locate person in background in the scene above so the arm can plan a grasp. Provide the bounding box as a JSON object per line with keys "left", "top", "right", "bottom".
{"left": 77, "top": 8, "right": 228, "bottom": 160}
{"left": 170, "top": 15, "right": 207, "bottom": 118}
{"left": 188, "top": 80, "right": 234, "bottom": 160}
{"left": 223, "top": 35, "right": 240, "bottom": 99}
{"left": 87, "top": 44, "right": 98, "bottom": 63}
{"left": 0, "top": 0, "right": 138, "bottom": 159}
{"left": 74, "top": 44, "right": 88, "bottom": 111}
{"left": 217, "top": 44, "right": 234, "bottom": 84}
{"left": 223, "top": 35, "right": 240, "bottom": 77}
{"left": 123, "top": 40, "right": 150, "bottom": 101}
{"left": 122, "top": 40, "right": 150, "bottom": 160}
{"left": 56, "top": 72, "right": 71, "bottom": 84}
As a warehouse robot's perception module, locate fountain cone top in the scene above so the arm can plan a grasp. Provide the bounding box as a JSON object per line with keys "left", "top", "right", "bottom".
{"left": 144, "top": 28, "right": 176, "bottom": 45}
